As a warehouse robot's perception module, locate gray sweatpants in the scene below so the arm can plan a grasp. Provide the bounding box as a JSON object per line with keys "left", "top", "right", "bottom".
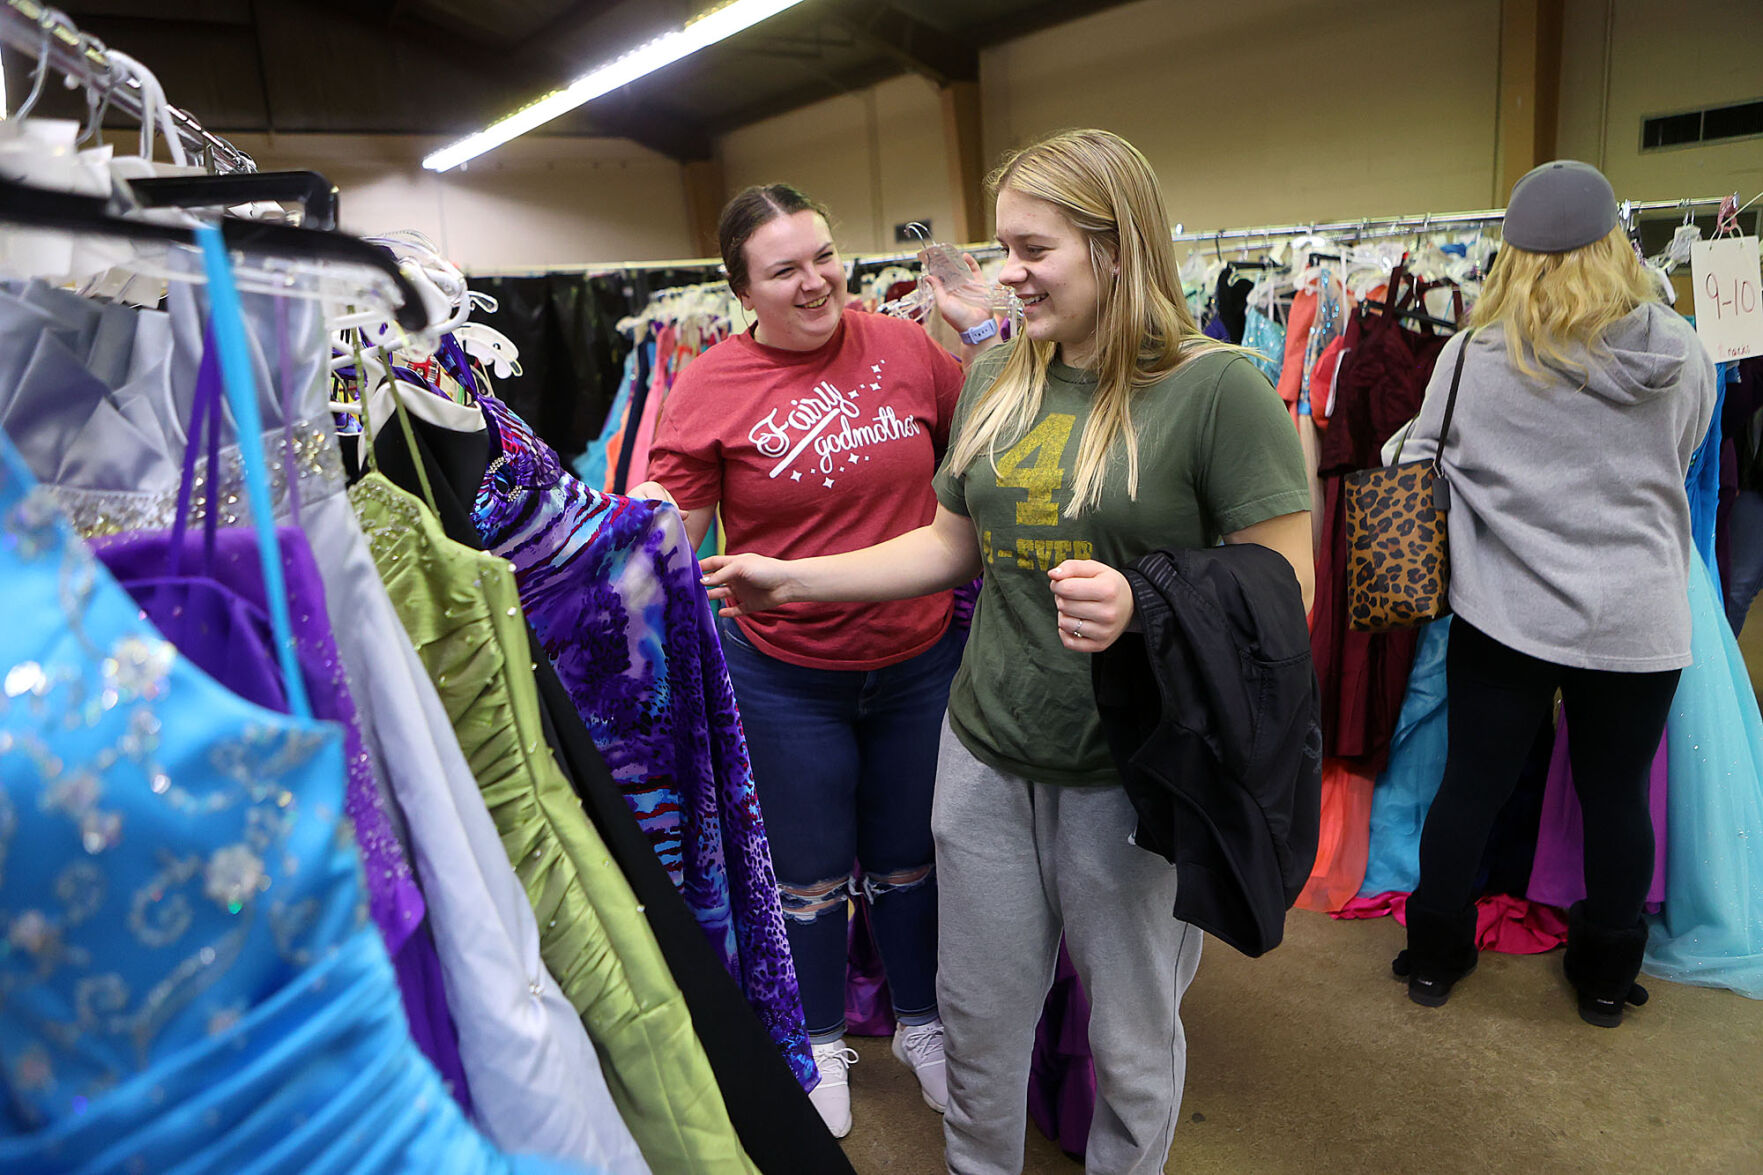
{"left": 932, "top": 719, "right": 1203, "bottom": 1175}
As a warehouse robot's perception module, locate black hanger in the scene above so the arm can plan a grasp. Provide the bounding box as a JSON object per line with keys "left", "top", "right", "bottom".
{"left": 126, "top": 170, "right": 340, "bottom": 231}
{"left": 1362, "top": 298, "right": 1459, "bottom": 332}
{"left": 1308, "top": 251, "right": 1343, "bottom": 267}
{"left": 0, "top": 172, "right": 429, "bottom": 331}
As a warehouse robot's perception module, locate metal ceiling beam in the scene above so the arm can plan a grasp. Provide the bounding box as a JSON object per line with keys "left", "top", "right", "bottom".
{"left": 290, "top": 0, "right": 712, "bottom": 159}
{"left": 701, "top": 0, "right": 1148, "bottom": 137}
{"left": 501, "top": 0, "right": 643, "bottom": 57}
{"left": 964, "top": 0, "right": 1148, "bottom": 47}
{"left": 384, "top": 0, "right": 715, "bottom": 160}
{"left": 293, "top": 0, "right": 557, "bottom": 125}
{"left": 820, "top": 1, "right": 977, "bottom": 86}
{"left": 583, "top": 91, "right": 715, "bottom": 161}
{"left": 704, "top": 57, "right": 906, "bottom": 136}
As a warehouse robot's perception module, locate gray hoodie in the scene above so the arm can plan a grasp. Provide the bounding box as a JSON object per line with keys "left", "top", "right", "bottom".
{"left": 1392, "top": 302, "right": 1716, "bottom": 671}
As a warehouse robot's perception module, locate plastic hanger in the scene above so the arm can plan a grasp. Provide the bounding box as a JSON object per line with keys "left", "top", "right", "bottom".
{"left": 332, "top": 326, "right": 487, "bottom": 436}
{"left": 366, "top": 377, "right": 486, "bottom": 436}
{"left": 453, "top": 323, "right": 523, "bottom": 380}
{"left": 127, "top": 171, "right": 341, "bottom": 231}
{"left": 0, "top": 172, "right": 433, "bottom": 330}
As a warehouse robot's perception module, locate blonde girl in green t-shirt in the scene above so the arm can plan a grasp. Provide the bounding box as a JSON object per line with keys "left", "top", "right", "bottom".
{"left": 701, "top": 128, "right": 1313, "bottom": 1174}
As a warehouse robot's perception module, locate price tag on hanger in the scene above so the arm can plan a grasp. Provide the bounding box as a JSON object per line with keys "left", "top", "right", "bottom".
{"left": 1690, "top": 236, "right": 1762, "bottom": 361}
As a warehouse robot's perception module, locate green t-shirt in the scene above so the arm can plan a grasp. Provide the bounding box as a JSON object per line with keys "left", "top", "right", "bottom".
{"left": 933, "top": 343, "right": 1311, "bottom": 786}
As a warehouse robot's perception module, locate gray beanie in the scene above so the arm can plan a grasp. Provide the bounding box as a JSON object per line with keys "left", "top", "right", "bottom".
{"left": 1501, "top": 160, "right": 1619, "bottom": 253}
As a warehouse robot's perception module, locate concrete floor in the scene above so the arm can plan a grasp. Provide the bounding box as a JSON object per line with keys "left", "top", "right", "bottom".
{"left": 838, "top": 600, "right": 1763, "bottom": 1173}
{"left": 836, "top": 910, "right": 1763, "bottom": 1174}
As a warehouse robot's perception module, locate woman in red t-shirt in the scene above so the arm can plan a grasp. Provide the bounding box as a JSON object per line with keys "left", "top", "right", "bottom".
{"left": 635, "top": 184, "right": 992, "bottom": 1138}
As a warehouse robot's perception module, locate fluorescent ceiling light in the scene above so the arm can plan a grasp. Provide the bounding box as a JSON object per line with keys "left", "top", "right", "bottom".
{"left": 423, "top": 0, "right": 809, "bottom": 172}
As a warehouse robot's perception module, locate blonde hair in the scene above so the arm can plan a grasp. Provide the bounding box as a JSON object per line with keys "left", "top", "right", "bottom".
{"left": 1471, "top": 224, "right": 1659, "bottom": 378}
{"left": 945, "top": 128, "right": 1241, "bottom": 517}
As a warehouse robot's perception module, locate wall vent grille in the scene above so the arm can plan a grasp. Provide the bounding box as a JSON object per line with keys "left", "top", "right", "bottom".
{"left": 1642, "top": 100, "right": 1763, "bottom": 151}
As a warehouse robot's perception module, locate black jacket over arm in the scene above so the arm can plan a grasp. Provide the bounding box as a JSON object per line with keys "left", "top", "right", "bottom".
{"left": 1092, "top": 544, "right": 1323, "bottom": 957}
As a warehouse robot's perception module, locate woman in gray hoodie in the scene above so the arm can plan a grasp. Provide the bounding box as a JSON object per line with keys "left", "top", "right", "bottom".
{"left": 1390, "top": 161, "right": 1717, "bottom": 1027}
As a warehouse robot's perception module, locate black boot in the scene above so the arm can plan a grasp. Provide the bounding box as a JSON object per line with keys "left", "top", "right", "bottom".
{"left": 1392, "top": 902, "right": 1479, "bottom": 1007}
{"left": 1563, "top": 901, "right": 1650, "bottom": 1028}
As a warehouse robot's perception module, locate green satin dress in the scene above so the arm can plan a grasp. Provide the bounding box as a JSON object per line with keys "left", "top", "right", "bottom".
{"left": 351, "top": 471, "right": 759, "bottom": 1175}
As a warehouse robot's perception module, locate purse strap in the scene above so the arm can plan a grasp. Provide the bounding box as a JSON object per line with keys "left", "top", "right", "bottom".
{"left": 1393, "top": 327, "right": 1475, "bottom": 468}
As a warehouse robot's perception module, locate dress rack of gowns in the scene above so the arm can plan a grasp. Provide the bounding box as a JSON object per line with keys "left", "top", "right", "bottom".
{"left": 467, "top": 389, "right": 815, "bottom": 1091}
{"left": 365, "top": 397, "right": 858, "bottom": 1175}
{"left": 1311, "top": 262, "right": 1460, "bottom": 769}
{"left": 0, "top": 272, "right": 635, "bottom": 1165}
{"left": 1345, "top": 361, "right": 1763, "bottom": 994}
{"left": 0, "top": 276, "right": 600, "bottom": 1170}
{"left": 89, "top": 333, "right": 471, "bottom": 1107}
{"left": 348, "top": 393, "right": 753, "bottom": 1172}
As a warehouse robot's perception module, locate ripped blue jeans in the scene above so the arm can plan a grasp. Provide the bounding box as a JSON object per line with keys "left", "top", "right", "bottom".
{"left": 718, "top": 614, "right": 962, "bottom": 1041}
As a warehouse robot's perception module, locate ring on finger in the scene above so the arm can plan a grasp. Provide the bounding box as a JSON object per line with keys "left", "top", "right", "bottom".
{"left": 1073, "top": 620, "right": 1084, "bottom": 639}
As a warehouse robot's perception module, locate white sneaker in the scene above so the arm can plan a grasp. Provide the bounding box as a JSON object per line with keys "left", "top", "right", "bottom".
{"left": 891, "top": 1019, "right": 947, "bottom": 1112}
{"left": 809, "top": 1040, "right": 859, "bottom": 1138}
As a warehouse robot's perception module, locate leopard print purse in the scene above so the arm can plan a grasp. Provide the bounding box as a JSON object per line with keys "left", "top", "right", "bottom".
{"left": 1342, "top": 330, "right": 1472, "bottom": 633}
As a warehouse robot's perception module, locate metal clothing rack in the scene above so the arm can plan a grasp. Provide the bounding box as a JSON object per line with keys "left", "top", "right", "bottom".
{"left": 1171, "top": 197, "right": 1732, "bottom": 249}
{"left": 467, "top": 195, "right": 1739, "bottom": 278}
{"left": 463, "top": 257, "right": 724, "bottom": 279}
{"left": 480, "top": 191, "right": 1740, "bottom": 278}
{"left": 1, "top": 0, "right": 256, "bottom": 174}
{"left": 465, "top": 242, "right": 1008, "bottom": 280}
{"left": 851, "top": 243, "right": 1005, "bottom": 267}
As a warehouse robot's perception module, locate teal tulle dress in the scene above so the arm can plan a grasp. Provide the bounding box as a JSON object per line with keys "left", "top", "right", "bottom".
{"left": 1645, "top": 364, "right": 1763, "bottom": 996}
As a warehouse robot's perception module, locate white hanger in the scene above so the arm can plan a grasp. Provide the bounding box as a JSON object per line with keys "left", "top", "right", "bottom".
{"left": 101, "top": 49, "right": 187, "bottom": 168}
{"left": 365, "top": 377, "right": 485, "bottom": 437}
{"left": 616, "top": 279, "right": 737, "bottom": 340}
{"left": 454, "top": 323, "right": 523, "bottom": 379}
{"left": 330, "top": 340, "right": 486, "bottom": 435}
{"left": 330, "top": 232, "right": 476, "bottom": 356}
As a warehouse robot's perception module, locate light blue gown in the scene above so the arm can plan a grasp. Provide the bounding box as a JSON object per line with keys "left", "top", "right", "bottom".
{"left": 1241, "top": 307, "right": 1286, "bottom": 385}
{"left": 572, "top": 346, "right": 643, "bottom": 491}
{"left": 1357, "top": 616, "right": 1452, "bottom": 897}
{"left": 1644, "top": 362, "right": 1763, "bottom": 998}
{"left": 0, "top": 432, "right": 586, "bottom": 1171}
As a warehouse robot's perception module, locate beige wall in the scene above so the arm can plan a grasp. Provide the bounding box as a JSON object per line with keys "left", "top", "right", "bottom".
{"left": 221, "top": 133, "right": 696, "bottom": 270}
{"left": 1558, "top": 0, "right": 1763, "bottom": 203}
{"left": 980, "top": 0, "right": 1503, "bottom": 236}
{"left": 199, "top": 0, "right": 1758, "bottom": 269}
{"left": 724, "top": 0, "right": 1507, "bottom": 249}
{"left": 720, "top": 74, "right": 953, "bottom": 255}
{"left": 715, "top": 0, "right": 1761, "bottom": 255}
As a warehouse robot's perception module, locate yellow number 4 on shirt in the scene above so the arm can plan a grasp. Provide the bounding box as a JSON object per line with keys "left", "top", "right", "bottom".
{"left": 995, "top": 414, "right": 1075, "bottom": 526}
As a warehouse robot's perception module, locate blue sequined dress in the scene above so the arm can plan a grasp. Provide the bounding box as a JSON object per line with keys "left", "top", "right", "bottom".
{"left": 0, "top": 431, "right": 584, "bottom": 1171}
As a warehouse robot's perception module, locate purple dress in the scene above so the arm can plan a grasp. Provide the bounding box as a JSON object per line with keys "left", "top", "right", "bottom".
{"left": 1526, "top": 712, "right": 1670, "bottom": 918}
{"left": 469, "top": 391, "right": 815, "bottom": 1089}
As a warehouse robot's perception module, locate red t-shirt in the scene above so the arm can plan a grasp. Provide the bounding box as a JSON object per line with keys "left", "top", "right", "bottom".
{"left": 647, "top": 307, "right": 964, "bottom": 670}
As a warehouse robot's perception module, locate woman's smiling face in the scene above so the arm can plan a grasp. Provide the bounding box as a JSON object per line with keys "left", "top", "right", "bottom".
{"left": 994, "top": 186, "right": 1106, "bottom": 369}
{"left": 739, "top": 210, "right": 847, "bottom": 351}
